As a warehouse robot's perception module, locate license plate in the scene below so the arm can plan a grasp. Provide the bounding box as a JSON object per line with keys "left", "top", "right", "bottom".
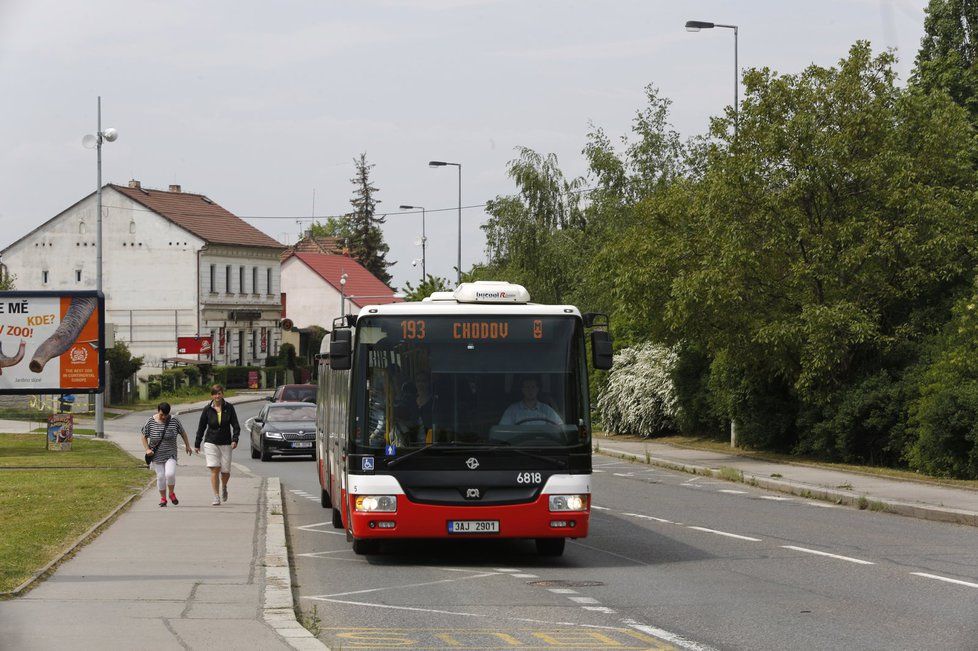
{"left": 291, "top": 441, "right": 313, "bottom": 448}
{"left": 447, "top": 520, "right": 499, "bottom": 534}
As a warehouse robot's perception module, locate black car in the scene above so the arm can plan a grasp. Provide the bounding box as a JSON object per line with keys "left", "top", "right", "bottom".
{"left": 248, "top": 402, "right": 317, "bottom": 461}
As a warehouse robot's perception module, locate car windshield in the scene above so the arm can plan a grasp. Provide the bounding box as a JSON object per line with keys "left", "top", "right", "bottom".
{"left": 352, "top": 315, "right": 587, "bottom": 451}
{"left": 267, "top": 405, "right": 317, "bottom": 422}
{"left": 283, "top": 387, "right": 316, "bottom": 402}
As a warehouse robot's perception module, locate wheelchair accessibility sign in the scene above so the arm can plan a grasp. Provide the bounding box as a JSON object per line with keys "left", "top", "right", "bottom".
{"left": 361, "top": 456, "right": 375, "bottom": 471}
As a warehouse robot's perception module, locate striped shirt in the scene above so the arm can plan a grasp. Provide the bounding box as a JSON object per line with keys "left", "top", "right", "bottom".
{"left": 142, "top": 416, "right": 186, "bottom": 464}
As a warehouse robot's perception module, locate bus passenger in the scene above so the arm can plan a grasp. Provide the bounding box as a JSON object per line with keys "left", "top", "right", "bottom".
{"left": 499, "top": 376, "right": 562, "bottom": 426}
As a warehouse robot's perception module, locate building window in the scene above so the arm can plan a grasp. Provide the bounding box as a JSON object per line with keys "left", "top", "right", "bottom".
{"left": 79, "top": 220, "right": 87, "bottom": 234}
{"left": 42, "top": 270, "right": 49, "bottom": 285}
{"left": 209, "top": 265, "right": 215, "bottom": 293}
{"left": 251, "top": 330, "right": 257, "bottom": 358}
{"left": 239, "top": 266, "right": 245, "bottom": 294}
{"left": 225, "top": 265, "right": 231, "bottom": 293}
{"left": 252, "top": 267, "right": 257, "bottom": 295}
{"left": 266, "top": 268, "right": 272, "bottom": 295}
{"left": 75, "top": 269, "right": 82, "bottom": 283}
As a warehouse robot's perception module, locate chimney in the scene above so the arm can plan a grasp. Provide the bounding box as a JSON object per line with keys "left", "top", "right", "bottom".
{"left": 168, "top": 184, "right": 181, "bottom": 193}
{"left": 128, "top": 179, "right": 141, "bottom": 189}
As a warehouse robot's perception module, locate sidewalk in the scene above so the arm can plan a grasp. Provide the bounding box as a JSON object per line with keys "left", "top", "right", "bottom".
{"left": 595, "top": 436, "right": 978, "bottom": 527}
{"left": 0, "top": 392, "right": 322, "bottom": 650}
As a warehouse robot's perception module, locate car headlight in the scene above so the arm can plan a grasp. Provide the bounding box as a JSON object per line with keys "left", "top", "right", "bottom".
{"left": 264, "top": 430, "right": 284, "bottom": 440}
{"left": 355, "top": 495, "right": 397, "bottom": 512}
{"left": 549, "top": 494, "right": 588, "bottom": 512}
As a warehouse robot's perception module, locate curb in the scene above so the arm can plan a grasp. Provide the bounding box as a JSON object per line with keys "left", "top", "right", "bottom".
{"left": 263, "top": 477, "right": 328, "bottom": 650}
{"left": 597, "top": 445, "right": 978, "bottom": 528}
{"left": 0, "top": 478, "right": 154, "bottom": 599}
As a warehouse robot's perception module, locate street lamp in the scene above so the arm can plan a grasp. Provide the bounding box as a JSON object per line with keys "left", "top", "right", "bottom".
{"left": 82, "top": 96, "right": 117, "bottom": 439}
{"left": 339, "top": 273, "right": 348, "bottom": 316}
{"left": 428, "top": 161, "right": 462, "bottom": 285}
{"left": 398, "top": 205, "right": 426, "bottom": 281}
{"left": 685, "top": 20, "right": 739, "bottom": 137}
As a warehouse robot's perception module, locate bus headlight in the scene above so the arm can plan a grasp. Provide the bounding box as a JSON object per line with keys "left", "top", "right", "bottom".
{"left": 549, "top": 494, "right": 588, "bottom": 512}
{"left": 355, "top": 495, "right": 397, "bottom": 512}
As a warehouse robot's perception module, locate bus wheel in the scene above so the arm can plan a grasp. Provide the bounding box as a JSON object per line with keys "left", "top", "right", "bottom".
{"left": 536, "top": 538, "right": 565, "bottom": 557}
{"left": 331, "top": 506, "right": 343, "bottom": 528}
{"left": 352, "top": 538, "right": 380, "bottom": 555}
{"left": 320, "top": 488, "right": 331, "bottom": 508}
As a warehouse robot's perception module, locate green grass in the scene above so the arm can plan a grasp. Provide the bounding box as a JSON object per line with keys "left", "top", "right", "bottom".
{"left": 118, "top": 387, "right": 245, "bottom": 412}
{"left": 0, "top": 408, "right": 124, "bottom": 422}
{"left": 0, "top": 434, "right": 149, "bottom": 592}
{"left": 31, "top": 428, "right": 97, "bottom": 436}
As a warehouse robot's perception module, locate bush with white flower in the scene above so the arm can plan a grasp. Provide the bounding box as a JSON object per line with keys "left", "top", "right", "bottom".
{"left": 596, "top": 342, "right": 680, "bottom": 438}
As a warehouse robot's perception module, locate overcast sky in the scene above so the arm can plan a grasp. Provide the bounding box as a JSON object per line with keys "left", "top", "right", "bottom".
{"left": 0, "top": 0, "right": 930, "bottom": 290}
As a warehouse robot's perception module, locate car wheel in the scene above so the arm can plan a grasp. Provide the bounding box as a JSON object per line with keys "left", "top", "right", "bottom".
{"left": 352, "top": 538, "right": 379, "bottom": 555}
{"left": 331, "top": 506, "right": 343, "bottom": 528}
{"left": 535, "top": 538, "right": 565, "bottom": 557}
{"left": 260, "top": 442, "right": 271, "bottom": 462}
{"left": 320, "top": 487, "right": 331, "bottom": 508}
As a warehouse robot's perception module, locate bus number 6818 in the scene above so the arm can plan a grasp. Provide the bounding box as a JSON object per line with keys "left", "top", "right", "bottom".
{"left": 516, "top": 472, "right": 542, "bottom": 484}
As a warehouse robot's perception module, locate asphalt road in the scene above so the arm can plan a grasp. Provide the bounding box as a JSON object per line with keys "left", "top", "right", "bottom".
{"left": 230, "top": 401, "right": 978, "bottom": 650}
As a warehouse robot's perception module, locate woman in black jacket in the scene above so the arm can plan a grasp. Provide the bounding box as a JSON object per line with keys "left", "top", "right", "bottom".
{"left": 194, "top": 384, "right": 241, "bottom": 506}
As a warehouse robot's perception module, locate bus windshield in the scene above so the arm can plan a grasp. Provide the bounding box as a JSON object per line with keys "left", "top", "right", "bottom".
{"left": 352, "top": 315, "right": 588, "bottom": 452}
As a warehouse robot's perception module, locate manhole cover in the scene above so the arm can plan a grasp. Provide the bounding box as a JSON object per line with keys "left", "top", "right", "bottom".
{"left": 528, "top": 579, "right": 604, "bottom": 587}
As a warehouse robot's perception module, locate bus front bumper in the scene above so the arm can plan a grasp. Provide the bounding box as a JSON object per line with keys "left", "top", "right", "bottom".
{"left": 347, "top": 493, "right": 590, "bottom": 540}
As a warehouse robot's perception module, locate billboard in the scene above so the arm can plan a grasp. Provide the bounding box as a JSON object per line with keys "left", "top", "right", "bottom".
{"left": 177, "top": 336, "right": 212, "bottom": 356}
{"left": 0, "top": 291, "right": 104, "bottom": 394}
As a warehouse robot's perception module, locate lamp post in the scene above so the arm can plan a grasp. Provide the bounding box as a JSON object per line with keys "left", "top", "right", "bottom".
{"left": 82, "top": 97, "right": 117, "bottom": 439}
{"left": 685, "top": 20, "right": 739, "bottom": 137}
{"left": 398, "top": 204, "right": 426, "bottom": 281}
{"left": 339, "top": 273, "right": 348, "bottom": 316}
{"left": 428, "top": 161, "right": 461, "bottom": 285}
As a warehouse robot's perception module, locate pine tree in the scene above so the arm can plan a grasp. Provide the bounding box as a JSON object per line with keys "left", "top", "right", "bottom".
{"left": 913, "top": 0, "right": 978, "bottom": 128}
{"left": 347, "top": 153, "right": 393, "bottom": 285}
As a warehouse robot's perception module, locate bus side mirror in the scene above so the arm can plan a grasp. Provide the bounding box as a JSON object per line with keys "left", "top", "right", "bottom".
{"left": 590, "top": 330, "right": 613, "bottom": 370}
{"left": 329, "top": 339, "right": 352, "bottom": 370}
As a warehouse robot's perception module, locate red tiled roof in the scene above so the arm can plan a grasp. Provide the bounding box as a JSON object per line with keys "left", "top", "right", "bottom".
{"left": 110, "top": 184, "right": 284, "bottom": 249}
{"left": 290, "top": 252, "right": 402, "bottom": 308}
{"left": 281, "top": 235, "right": 346, "bottom": 260}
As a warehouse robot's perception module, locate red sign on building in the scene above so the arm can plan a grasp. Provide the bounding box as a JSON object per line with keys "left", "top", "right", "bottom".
{"left": 177, "top": 336, "right": 213, "bottom": 356}
{"left": 260, "top": 327, "right": 267, "bottom": 353}
{"left": 218, "top": 327, "right": 226, "bottom": 355}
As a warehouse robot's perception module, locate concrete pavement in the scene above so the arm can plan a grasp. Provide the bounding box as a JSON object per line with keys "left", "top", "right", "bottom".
{"left": 595, "top": 435, "right": 978, "bottom": 527}
{"left": 0, "top": 392, "right": 324, "bottom": 651}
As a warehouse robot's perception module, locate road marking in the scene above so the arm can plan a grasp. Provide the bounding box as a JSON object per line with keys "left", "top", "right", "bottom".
{"left": 318, "top": 572, "right": 500, "bottom": 598}
{"left": 569, "top": 539, "right": 648, "bottom": 565}
{"left": 583, "top": 606, "right": 617, "bottom": 614}
{"left": 232, "top": 462, "right": 251, "bottom": 474}
{"left": 511, "top": 573, "right": 538, "bottom": 578}
{"left": 296, "top": 550, "right": 354, "bottom": 558}
{"left": 613, "top": 473, "right": 635, "bottom": 477}
{"left": 622, "top": 618, "right": 718, "bottom": 651}
{"left": 591, "top": 505, "right": 610, "bottom": 511}
{"left": 683, "top": 477, "right": 700, "bottom": 484}
{"left": 295, "top": 521, "right": 347, "bottom": 536}
{"left": 623, "top": 512, "right": 674, "bottom": 524}
{"left": 759, "top": 495, "right": 793, "bottom": 501}
{"left": 782, "top": 545, "right": 874, "bottom": 565}
{"left": 686, "top": 526, "right": 761, "bottom": 542}
{"left": 806, "top": 501, "right": 837, "bottom": 508}
{"left": 547, "top": 588, "right": 578, "bottom": 594}
{"left": 568, "top": 596, "right": 600, "bottom": 604}
{"left": 718, "top": 489, "right": 747, "bottom": 494}
{"left": 306, "top": 597, "right": 626, "bottom": 630}
{"left": 494, "top": 568, "right": 519, "bottom": 572}
{"left": 911, "top": 572, "right": 978, "bottom": 589}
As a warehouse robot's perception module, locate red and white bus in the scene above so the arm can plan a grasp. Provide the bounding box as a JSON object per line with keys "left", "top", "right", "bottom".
{"left": 315, "top": 281, "right": 612, "bottom": 555}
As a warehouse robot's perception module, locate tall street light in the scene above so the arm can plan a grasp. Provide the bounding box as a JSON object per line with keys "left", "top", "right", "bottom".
{"left": 685, "top": 20, "right": 739, "bottom": 137}
{"left": 82, "top": 96, "right": 117, "bottom": 439}
{"left": 398, "top": 204, "right": 427, "bottom": 281}
{"left": 428, "top": 161, "right": 461, "bottom": 285}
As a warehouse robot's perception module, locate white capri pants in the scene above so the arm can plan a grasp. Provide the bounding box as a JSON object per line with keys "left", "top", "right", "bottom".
{"left": 152, "top": 458, "right": 177, "bottom": 490}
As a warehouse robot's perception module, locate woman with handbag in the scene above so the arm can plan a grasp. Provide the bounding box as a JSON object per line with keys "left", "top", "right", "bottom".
{"left": 141, "top": 402, "right": 192, "bottom": 507}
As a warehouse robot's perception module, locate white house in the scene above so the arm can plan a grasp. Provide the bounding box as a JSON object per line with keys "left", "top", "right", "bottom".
{"left": 0, "top": 180, "right": 286, "bottom": 371}
{"left": 281, "top": 251, "right": 401, "bottom": 330}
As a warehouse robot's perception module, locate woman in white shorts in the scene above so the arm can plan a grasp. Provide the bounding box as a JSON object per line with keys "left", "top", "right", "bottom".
{"left": 141, "top": 402, "right": 192, "bottom": 507}
{"left": 194, "top": 384, "right": 241, "bottom": 506}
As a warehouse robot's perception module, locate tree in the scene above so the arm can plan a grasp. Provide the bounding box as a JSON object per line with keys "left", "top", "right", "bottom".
{"left": 308, "top": 216, "right": 352, "bottom": 243}
{"left": 347, "top": 153, "right": 393, "bottom": 285}
{"left": 401, "top": 274, "right": 451, "bottom": 301}
{"left": 912, "top": 0, "right": 978, "bottom": 129}
{"left": 0, "top": 274, "right": 15, "bottom": 291}
{"left": 105, "top": 342, "right": 143, "bottom": 403}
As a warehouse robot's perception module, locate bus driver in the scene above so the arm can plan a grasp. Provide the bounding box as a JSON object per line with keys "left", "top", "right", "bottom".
{"left": 499, "top": 376, "right": 561, "bottom": 426}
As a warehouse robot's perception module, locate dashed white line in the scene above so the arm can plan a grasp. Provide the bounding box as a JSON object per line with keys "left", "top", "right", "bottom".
{"left": 759, "top": 495, "right": 793, "bottom": 501}
{"left": 718, "top": 489, "right": 747, "bottom": 494}
{"left": 547, "top": 588, "right": 578, "bottom": 594}
{"left": 623, "top": 512, "right": 674, "bottom": 524}
{"left": 911, "top": 572, "right": 978, "bottom": 589}
{"left": 568, "top": 596, "right": 600, "bottom": 604}
{"left": 782, "top": 545, "right": 874, "bottom": 565}
{"left": 582, "top": 606, "right": 617, "bottom": 614}
{"left": 686, "top": 526, "right": 761, "bottom": 542}
{"left": 622, "top": 619, "right": 718, "bottom": 651}
{"left": 591, "top": 505, "right": 610, "bottom": 511}
{"left": 494, "top": 568, "right": 519, "bottom": 572}
{"left": 613, "top": 472, "right": 634, "bottom": 477}
{"left": 806, "top": 501, "right": 837, "bottom": 508}
{"left": 511, "top": 573, "right": 538, "bottom": 579}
